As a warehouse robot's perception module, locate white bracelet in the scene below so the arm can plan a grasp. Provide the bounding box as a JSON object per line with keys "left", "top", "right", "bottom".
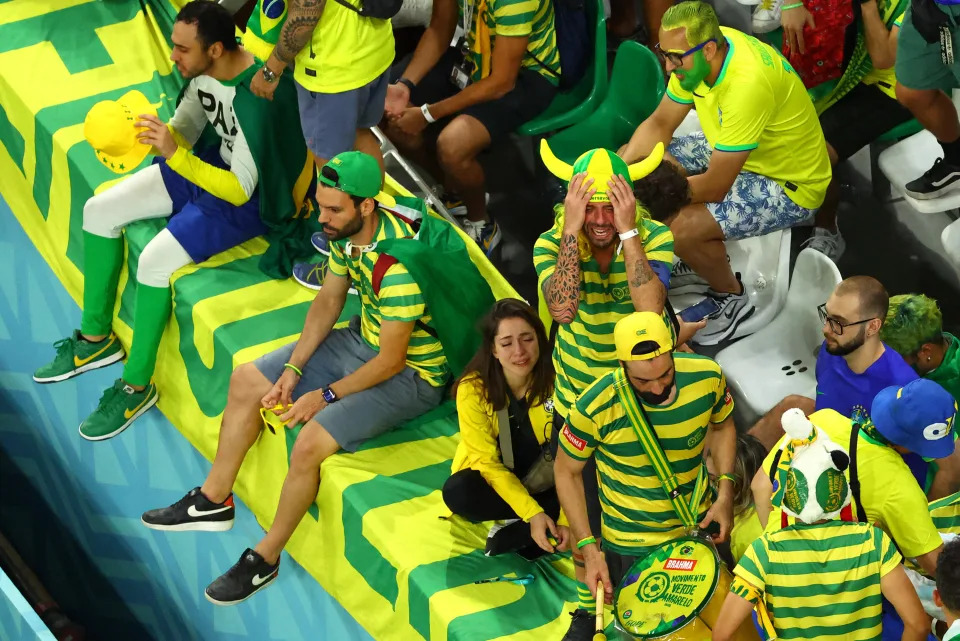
{"left": 420, "top": 103, "right": 437, "bottom": 124}
{"left": 618, "top": 228, "right": 639, "bottom": 241}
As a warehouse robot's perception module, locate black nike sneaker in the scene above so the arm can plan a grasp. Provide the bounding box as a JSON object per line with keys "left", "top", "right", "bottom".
{"left": 205, "top": 548, "right": 279, "bottom": 606}
{"left": 141, "top": 487, "right": 235, "bottom": 532}
{"left": 560, "top": 608, "right": 596, "bottom": 641}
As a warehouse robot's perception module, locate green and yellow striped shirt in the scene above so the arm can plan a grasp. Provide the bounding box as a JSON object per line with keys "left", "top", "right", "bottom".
{"left": 328, "top": 210, "right": 449, "bottom": 387}
{"left": 533, "top": 219, "right": 674, "bottom": 417}
{"left": 559, "top": 354, "right": 734, "bottom": 554}
{"left": 465, "top": 0, "right": 561, "bottom": 84}
{"left": 734, "top": 521, "right": 901, "bottom": 641}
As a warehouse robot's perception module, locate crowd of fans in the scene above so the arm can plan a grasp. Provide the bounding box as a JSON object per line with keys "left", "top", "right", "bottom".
{"left": 35, "top": 0, "right": 960, "bottom": 637}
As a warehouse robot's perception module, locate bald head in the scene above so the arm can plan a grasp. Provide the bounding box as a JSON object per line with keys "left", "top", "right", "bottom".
{"left": 834, "top": 276, "right": 890, "bottom": 322}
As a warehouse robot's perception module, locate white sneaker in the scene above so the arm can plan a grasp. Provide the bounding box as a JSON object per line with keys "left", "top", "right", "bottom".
{"left": 392, "top": 0, "right": 433, "bottom": 28}
{"left": 669, "top": 260, "right": 711, "bottom": 295}
{"left": 462, "top": 218, "right": 502, "bottom": 256}
{"left": 692, "top": 278, "right": 756, "bottom": 346}
{"left": 801, "top": 227, "right": 846, "bottom": 261}
{"left": 752, "top": 0, "right": 783, "bottom": 33}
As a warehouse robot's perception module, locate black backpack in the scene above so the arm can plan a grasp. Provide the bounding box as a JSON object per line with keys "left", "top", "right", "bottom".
{"left": 528, "top": 0, "right": 590, "bottom": 90}
{"left": 331, "top": 0, "right": 403, "bottom": 20}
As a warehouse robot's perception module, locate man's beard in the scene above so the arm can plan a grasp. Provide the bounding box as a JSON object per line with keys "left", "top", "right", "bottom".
{"left": 325, "top": 212, "right": 364, "bottom": 241}
{"left": 635, "top": 377, "right": 676, "bottom": 405}
{"left": 825, "top": 325, "right": 866, "bottom": 356}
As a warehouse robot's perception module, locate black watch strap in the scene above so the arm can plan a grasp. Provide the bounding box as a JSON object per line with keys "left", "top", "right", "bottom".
{"left": 398, "top": 77, "right": 417, "bottom": 92}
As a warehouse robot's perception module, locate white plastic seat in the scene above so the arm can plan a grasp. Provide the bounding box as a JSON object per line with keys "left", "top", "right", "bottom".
{"left": 878, "top": 129, "right": 960, "bottom": 214}
{"left": 943, "top": 218, "right": 960, "bottom": 268}
{"left": 670, "top": 229, "right": 791, "bottom": 341}
{"left": 714, "top": 248, "right": 842, "bottom": 425}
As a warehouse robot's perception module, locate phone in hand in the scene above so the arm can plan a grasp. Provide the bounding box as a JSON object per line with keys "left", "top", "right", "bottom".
{"left": 679, "top": 297, "right": 721, "bottom": 323}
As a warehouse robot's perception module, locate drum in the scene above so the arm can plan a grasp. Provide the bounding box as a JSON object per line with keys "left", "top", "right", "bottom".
{"left": 613, "top": 536, "right": 762, "bottom": 641}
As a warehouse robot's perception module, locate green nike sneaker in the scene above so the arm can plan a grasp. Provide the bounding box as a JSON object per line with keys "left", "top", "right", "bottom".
{"left": 33, "top": 330, "right": 124, "bottom": 383}
{"left": 79, "top": 379, "right": 159, "bottom": 441}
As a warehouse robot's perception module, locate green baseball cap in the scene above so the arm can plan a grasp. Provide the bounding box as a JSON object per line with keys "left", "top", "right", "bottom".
{"left": 318, "top": 151, "right": 396, "bottom": 207}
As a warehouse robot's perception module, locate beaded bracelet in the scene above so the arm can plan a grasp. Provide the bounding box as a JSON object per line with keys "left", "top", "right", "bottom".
{"left": 576, "top": 536, "right": 598, "bottom": 550}
{"left": 283, "top": 362, "right": 303, "bottom": 376}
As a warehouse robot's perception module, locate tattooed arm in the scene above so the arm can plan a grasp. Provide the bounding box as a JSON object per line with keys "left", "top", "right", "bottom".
{"left": 608, "top": 175, "right": 666, "bottom": 313}
{"left": 544, "top": 232, "right": 583, "bottom": 324}
{"left": 270, "top": 0, "right": 325, "bottom": 70}
{"left": 543, "top": 173, "right": 595, "bottom": 324}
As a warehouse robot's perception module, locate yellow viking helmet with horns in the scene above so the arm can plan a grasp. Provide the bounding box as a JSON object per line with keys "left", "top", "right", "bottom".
{"left": 539, "top": 139, "right": 665, "bottom": 202}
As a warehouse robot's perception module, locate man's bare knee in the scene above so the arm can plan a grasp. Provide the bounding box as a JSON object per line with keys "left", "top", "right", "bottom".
{"left": 289, "top": 421, "right": 340, "bottom": 472}
{"left": 896, "top": 84, "right": 937, "bottom": 111}
{"left": 230, "top": 363, "right": 271, "bottom": 399}
{"left": 436, "top": 116, "right": 488, "bottom": 169}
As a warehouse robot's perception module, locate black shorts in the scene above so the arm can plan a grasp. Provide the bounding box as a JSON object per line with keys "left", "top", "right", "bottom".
{"left": 819, "top": 83, "right": 913, "bottom": 163}
{"left": 395, "top": 48, "right": 557, "bottom": 140}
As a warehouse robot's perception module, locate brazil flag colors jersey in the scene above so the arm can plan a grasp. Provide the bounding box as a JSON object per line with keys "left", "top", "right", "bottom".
{"left": 328, "top": 210, "right": 449, "bottom": 387}
{"left": 734, "top": 521, "right": 901, "bottom": 641}
{"left": 533, "top": 218, "right": 674, "bottom": 418}
{"left": 559, "top": 353, "right": 734, "bottom": 554}
{"left": 667, "top": 27, "right": 831, "bottom": 210}
{"left": 241, "top": 0, "right": 288, "bottom": 62}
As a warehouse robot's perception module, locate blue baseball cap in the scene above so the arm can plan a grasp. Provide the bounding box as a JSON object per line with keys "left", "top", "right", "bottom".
{"left": 871, "top": 379, "right": 958, "bottom": 459}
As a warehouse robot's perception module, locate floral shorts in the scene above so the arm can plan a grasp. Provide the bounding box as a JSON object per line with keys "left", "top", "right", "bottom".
{"left": 667, "top": 132, "right": 817, "bottom": 241}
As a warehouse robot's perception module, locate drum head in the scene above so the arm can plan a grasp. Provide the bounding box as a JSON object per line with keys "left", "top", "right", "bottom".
{"left": 614, "top": 537, "right": 720, "bottom": 639}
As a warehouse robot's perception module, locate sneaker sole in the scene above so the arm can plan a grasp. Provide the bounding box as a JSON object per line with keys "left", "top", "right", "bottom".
{"left": 204, "top": 573, "right": 277, "bottom": 607}
{"left": 78, "top": 390, "right": 159, "bottom": 442}
{"left": 33, "top": 350, "right": 124, "bottom": 384}
{"left": 905, "top": 182, "right": 960, "bottom": 200}
{"left": 293, "top": 273, "right": 358, "bottom": 295}
{"left": 311, "top": 243, "right": 331, "bottom": 256}
{"left": 141, "top": 517, "right": 235, "bottom": 532}
{"left": 692, "top": 305, "right": 757, "bottom": 346}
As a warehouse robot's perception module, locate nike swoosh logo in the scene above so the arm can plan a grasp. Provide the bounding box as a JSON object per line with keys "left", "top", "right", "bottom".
{"left": 124, "top": 390, "right": 154, "bottom": 419}
{"left": 187, "top": 504, "right": 232, "bottom": 518}
{"left": 252, "top": 570, "right": 277, "bottom": 587}
{"left": 74, "top": 336, "right": 116, "bottom": 367}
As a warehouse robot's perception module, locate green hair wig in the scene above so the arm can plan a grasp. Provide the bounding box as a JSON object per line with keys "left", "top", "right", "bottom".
{"left": 881, "top": 293, "right": 943, "bottom": 356}
{"left": 660, "top": 1, "right": 724, "bottom": 47}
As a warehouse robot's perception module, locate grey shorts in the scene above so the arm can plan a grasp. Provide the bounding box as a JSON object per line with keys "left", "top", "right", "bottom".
{"left": 896, "top": 2, "right": 960, "bottom": 91}
{"left": 294, "top": 69, "right": 390, "bottom": 161}
{"left": 253, "top": 317, "right": 445, "bottom": 452}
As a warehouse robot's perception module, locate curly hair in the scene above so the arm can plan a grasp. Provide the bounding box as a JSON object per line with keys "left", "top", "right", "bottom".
{"left": 881, "top": 293, "right": 943, "bottom": 357}
{"left": 633, "top": 162, "right": 691, "bottom": 222}
{"left": 661, "top": 1, "right": 724, "bottom": 47}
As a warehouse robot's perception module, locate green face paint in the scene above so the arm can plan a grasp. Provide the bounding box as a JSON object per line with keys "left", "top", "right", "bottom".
{"left": 677, "top": 49, "right": 711, "bottom": 91}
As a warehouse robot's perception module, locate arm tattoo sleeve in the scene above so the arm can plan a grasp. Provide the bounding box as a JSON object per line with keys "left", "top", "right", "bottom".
{"left": 275, "top": 0, "right": 326, "bottom": 65}
{"left": 545, "top": 233, "right": 582, "bottom": 324}
{"left": 623, "top": 238, "right": 666, "bottom": 311}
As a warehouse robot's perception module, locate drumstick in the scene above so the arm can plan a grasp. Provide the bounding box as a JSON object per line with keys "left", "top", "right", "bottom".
{"left": 593, "top": 580, "right": 606, "bottom": 641}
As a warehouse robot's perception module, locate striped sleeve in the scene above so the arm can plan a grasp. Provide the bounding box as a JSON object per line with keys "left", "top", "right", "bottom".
{"left": 710, "top": 369, "right": 735, "bottom": 423}
{"left": 377, "top": 263, "right": 425, "bottom": 322}
{"left": 875, "top": 528, "right": 903, "bottom": 577}
{"left": 730, "top": 575, "right": 762, "bottom": 605}
{"left": 533, "top": 230, "right": 560, "bottom": 290}
{"left": 328, "top": 242, "right": 348, "bottom": 276}
{"left": 893, "top": 12, "right": 903, "bottom": 27}
{"left": 735, "top": 537, "right": 769, "bottom": 591}
{"left": 641, "top": 220, "right": 674, "bottom": 288}
{"left": 492, "top": 0, "right": 536, "bottom": 37}
{"left": 666, "top": 74, "right": 694, "bottom": 105}
{"left": 560, "top": 397, "right": 600, "bottom": 461}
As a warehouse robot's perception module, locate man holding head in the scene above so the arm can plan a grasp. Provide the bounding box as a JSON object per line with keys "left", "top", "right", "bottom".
{"left": 554, "top": 311, "right": 737, "bottom": 641}
{"left": 139, "top": 151, "right": 449, "bottom": 605}
{"left": 619, "top": 0, "right": 832, "bottom": 345}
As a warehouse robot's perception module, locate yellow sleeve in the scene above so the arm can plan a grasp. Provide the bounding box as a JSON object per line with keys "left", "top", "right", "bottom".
{"left": 456, "top": 378, "right": 545, "bottom": 522}
{"left": 713, "top": 81, "right": 773, "bottom": 152}
{"left": 734, "top": 536, "right": 769, "bottom": 592}
{"left": 533, "top": 229, "right": 560, "bottom": 291}
{"left": 666, "top": 73, "right": 694, "bottom": 104}
{"left": 165, "top": 147, "right": 251, "bottom": 206}
{"left": 875, "top": 527, "right": 903, "bottom": 577}
{"left": 877, "top": 466, "right": 942, "bottom": 559}
{"left": 328, "top": 242, "right": 348, "bottom": 277}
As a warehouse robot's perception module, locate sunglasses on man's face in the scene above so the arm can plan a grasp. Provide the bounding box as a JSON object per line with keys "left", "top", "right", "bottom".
{"left": 654, "top": 38, "right": 716, "bottom": 67}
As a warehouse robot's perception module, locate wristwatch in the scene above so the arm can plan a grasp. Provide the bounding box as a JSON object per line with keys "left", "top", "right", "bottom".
{"left": 322, "top": 387, "right": 340, "bottom": 403}
{"left": 397, "top": 77, "right": 417, "bottom": 92}
{"left": 261, "top": 65, "right": 279, "bottom": 84}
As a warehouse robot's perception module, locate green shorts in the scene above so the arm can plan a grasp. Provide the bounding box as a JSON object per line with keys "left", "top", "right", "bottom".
{"left": 896, "top": 1, "right": 960, "bottom": 90}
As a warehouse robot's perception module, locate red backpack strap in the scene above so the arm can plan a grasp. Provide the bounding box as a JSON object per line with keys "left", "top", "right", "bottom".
{"left": 371, "top": 253, "right": 400, "bottom": 296}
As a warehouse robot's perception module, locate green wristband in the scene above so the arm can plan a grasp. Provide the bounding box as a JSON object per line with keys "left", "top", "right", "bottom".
{"left": 783, "top": 3, "right": 804, "bottom": 8}
{"left": 576, "top": 536, "right": 597, "bottom": 550}
{"left": 283, "top": 362, "right": 303, "bottom": 376}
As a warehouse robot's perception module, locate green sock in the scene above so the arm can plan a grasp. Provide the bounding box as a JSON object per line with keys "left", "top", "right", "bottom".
{"left": 577, "top": 581, "right": 595, "bottom": 615}
{"left": 122, "top": 282, "right": 172, "bottom": 387}
{"left": 80, "top": 232, "right": 124, "bottom": 337}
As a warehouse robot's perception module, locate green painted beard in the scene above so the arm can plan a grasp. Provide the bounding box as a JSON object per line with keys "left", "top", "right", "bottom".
{"left": 677, "top": 50, "right": 711, "bottom": 91}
